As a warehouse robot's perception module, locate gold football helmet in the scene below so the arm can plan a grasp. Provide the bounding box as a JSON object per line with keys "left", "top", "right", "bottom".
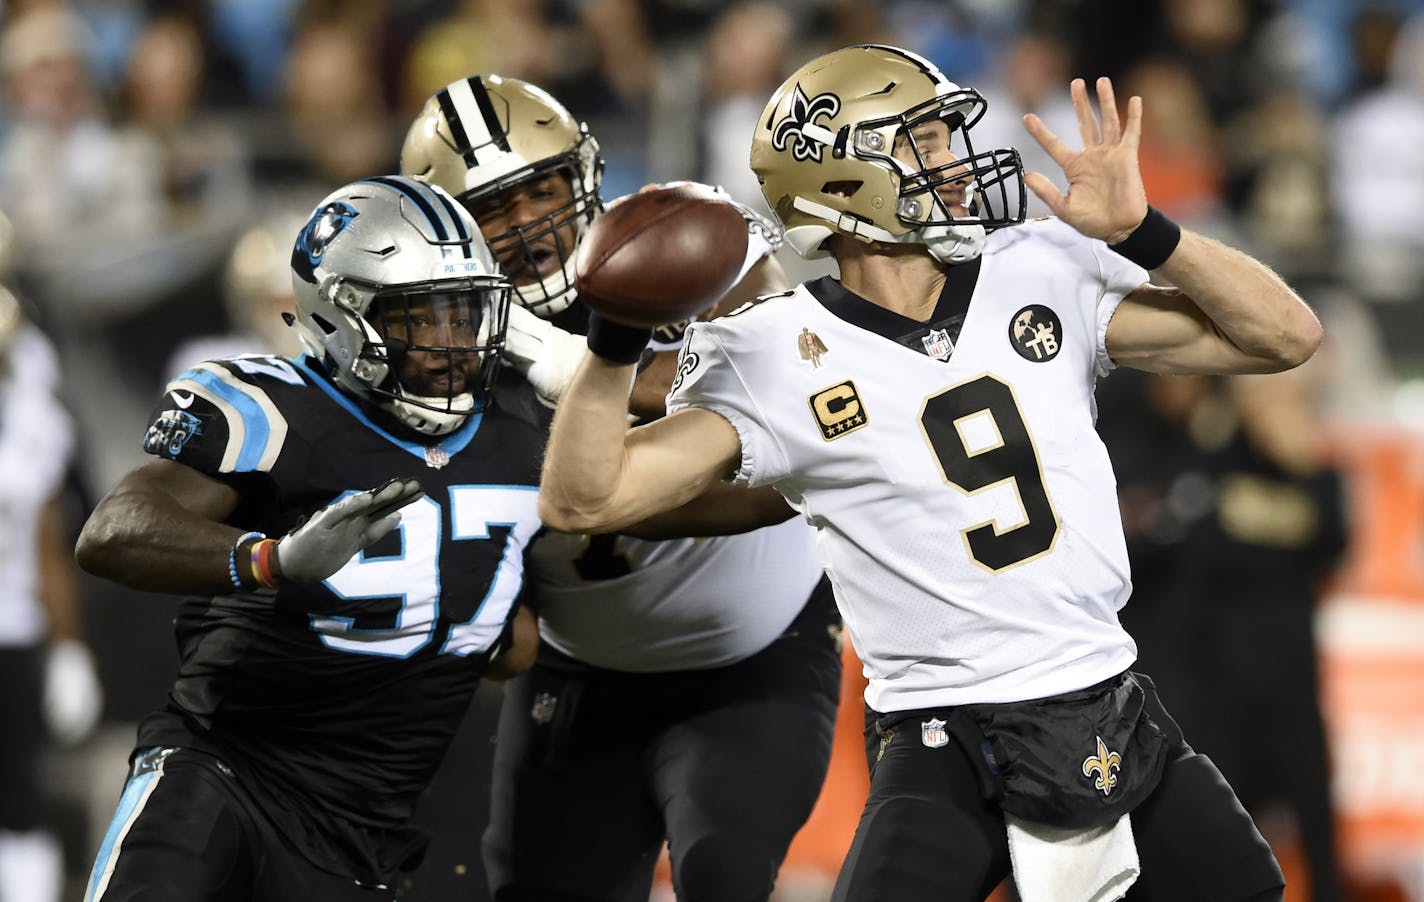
{"left": 401, "top": 74, "right": 603, "bottom": 317}
{"left": 751, "top": 44, "right": 1025, "bottom": 264}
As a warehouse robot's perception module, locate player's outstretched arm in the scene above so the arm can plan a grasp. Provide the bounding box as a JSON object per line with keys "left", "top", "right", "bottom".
{"left": 76, "top": 460, "right": 424, "bottom": 594}
{"left": 538, "top": 334, "right": 743, "bottom": 535}
{"left": 1023, "top": 77, "right": 1322, "bottom": 375}
{"left": 622, "top": 482, "right": 795, "bottom": 539}
{"left": 76, "top": 458, "right": 248, "bottom": 594}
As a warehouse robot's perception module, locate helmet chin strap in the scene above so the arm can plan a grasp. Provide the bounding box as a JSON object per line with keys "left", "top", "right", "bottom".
{"left": 515, "top": 260, "right": 578, "bottom": 319}
{"left": 386, "top": 392, "right": 474, "bottom": 436}
{"left": 921, "top": 222, "right": 985, "bottom": 264}
{"left": 790, "top": 196, "right": 987, "bottom": 263}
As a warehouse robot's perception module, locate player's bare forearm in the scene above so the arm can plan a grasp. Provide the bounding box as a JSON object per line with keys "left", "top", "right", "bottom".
{"left": 622, "top": 482, "right": 795, "bottom": 539}
{"left": 629, "top": 350, "right": 678, "bottom": 420}
{"left": 539, "top": 355, "right": 643, "bottom": 531}
{"left": 540, "top": 356, "right": 738, "bottom": 534}
{"left": 38, "top": 494, "right": 83, "bottom": 641}
{"left": 1158, "top": 229, "right": 1320, "bottom": 368}
{"left": 75, "top": 459, "right": 245, "bottom": 595}
{"left": 1109, "top": 230, "right": 1323, "bottom": 375}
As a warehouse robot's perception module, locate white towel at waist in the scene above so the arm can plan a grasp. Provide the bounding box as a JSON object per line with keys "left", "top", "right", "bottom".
{"left": 1006, "top": 812, "right": 1140, "bottom": 902}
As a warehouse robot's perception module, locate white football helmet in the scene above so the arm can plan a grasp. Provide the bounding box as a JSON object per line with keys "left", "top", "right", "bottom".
{"left": 290, "top": 176, "right": 512, "bottom": 436}
{"left": 751, "top": 44, "right": 1026, "bottom": 264}
{"left": 400, "top": 74, "right": 603, "bottom": 318}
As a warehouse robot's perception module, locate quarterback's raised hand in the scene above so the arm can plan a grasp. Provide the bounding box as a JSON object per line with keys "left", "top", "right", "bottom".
{"left": 501, "top": 303, "right": 587, "bottom": 406}
{"left": 274, "top": 478, "right": 425, "bottom": 583}
{"left": 1022, "top": 77, "right": 1149, "bottom": 244}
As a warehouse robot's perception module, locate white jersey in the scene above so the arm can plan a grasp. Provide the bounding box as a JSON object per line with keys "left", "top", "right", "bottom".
{"left": 668, "top": 218, "right": 1148, "bottom": 710}
{"left": 533, "top": 183, "right": 825, "bottom": 672}
{"left": 530, "top": 520, "right": 824, "bottom": 671}
{"left": 0, "top": 325, "right": 74, "bottom": 646}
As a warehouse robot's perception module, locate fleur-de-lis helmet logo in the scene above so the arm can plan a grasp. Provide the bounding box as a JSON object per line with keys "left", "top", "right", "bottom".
{"left": 1081, "top": 735, "right": 1123, "bottom": 796}
{"left": 771, "top": 85, "right": 841, "bottom": 163}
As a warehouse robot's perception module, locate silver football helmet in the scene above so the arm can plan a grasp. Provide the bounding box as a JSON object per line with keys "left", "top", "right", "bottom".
{"left": 751, "top": 44, "right": 1026, "bottom": 264}
{"left": 400, "top": 73, "right": 603, "bottom": 318}
{"left": 290, "top": 176, "right": 512, "bottom": 436}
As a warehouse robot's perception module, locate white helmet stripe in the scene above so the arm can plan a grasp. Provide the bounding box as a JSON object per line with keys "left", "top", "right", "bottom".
{"left": 441, "top": 77, "right": 510, "bottom": 169}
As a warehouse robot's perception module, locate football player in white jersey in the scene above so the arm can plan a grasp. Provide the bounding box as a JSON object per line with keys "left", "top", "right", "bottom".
{"left": 537, "top": 45, "right": 1324, "bottom": 902}
{"left": 401, "top": 75, "right": 841, "bottom": 902}
{"left": 0, "top": 289, "right": 101, "bottom": 902}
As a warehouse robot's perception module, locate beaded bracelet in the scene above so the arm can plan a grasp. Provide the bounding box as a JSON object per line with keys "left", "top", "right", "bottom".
{"left": 250, "top": 538, "right": 280, "bottom": 588}
{"left": 228, "top": 531, "right": 266, "bottom": 591}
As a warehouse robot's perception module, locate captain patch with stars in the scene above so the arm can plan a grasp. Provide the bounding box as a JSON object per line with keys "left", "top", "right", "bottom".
{"left": 1009, "top": 304, "right": 1063, "bottom": 363}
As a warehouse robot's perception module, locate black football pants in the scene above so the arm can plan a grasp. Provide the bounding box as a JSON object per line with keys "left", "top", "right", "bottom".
{"left": 83, "top": 748, "right": 394, "bottom": 902}
{"left": 482, "top": 577, "right": 842, "bottom": 902}
{"left": 832, "top": 674, "right": 1285, "bottom": 902}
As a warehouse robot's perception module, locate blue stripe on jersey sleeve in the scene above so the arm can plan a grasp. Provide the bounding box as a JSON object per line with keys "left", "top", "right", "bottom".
{"left": 184, "top": 369, "right": 271, "bottom": 471}
{"left": 291, "top": 356, "right": 484, "bottom": 460}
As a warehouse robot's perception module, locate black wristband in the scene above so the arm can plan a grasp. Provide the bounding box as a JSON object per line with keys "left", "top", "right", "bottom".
{"left": 586, "top": 314, "right": 653, "bottom": 365}
{"left": 1108, "top": 206, "right": 1181, "bottom": 270}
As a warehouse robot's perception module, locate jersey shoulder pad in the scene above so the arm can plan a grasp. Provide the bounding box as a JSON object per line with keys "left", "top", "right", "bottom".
{"left": 141, "top": 355, "right": 309, "bottom": 475}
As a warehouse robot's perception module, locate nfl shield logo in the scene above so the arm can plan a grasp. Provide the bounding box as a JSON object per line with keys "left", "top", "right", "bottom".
{"left": 530, "top": 692, "right": 557, "bottom": 725}
{"left": 424, "top": 444, "right": 450, "bottom": 469}
{"left": 922, "top": 328, "right": 954, "bottom": 361}
{"left": 921, "top": 717, "right": 949, "bottom": 749}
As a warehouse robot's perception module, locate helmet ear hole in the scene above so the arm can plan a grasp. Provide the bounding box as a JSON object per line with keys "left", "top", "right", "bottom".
{"left": 310, "top": 313, "right": 339, "bottom": 335}
{"left": 822, "top": 180, "right": 861, "bottom": 199}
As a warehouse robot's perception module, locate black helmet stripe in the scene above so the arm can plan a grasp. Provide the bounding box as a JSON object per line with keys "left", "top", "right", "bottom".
{"left": 438, "top": 77, "right": 512, "bottom": 170}
{"left": 436, "top": 85, "right": 479, "bottom": 168}
{"left": 362, "top": 176, "right": 474, "bottom": 258}
{"left": 469, "top": 77, "right": 511, "bottom": 152}
{"left": 426, "top": 184, "right": 478, "bottom": 258}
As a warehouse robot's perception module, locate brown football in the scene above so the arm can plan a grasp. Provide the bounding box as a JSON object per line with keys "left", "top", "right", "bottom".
{"left": 573, "top": 185, "right": 750, "bottom": 328}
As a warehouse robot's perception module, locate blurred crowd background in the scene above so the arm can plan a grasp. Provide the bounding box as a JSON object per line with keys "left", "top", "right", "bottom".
{"left": 2, "top": 0, "right": 1424, "bottom": 900}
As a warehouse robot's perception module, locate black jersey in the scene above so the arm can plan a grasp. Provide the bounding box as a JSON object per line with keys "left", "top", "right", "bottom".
{"left": 133, "top": 353, "right": 548, "bottom": 883}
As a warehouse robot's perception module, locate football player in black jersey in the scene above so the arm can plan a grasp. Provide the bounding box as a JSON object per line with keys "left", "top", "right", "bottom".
{"left": 74, "top": 176, "right": 548, "bottom": 902}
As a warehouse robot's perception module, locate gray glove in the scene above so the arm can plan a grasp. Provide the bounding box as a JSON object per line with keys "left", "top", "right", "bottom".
{"left": 501, "top": 303, "right": 587, "bottom": 407}
{"left": 274, "top": 478, "right": 425, "bottom": 583}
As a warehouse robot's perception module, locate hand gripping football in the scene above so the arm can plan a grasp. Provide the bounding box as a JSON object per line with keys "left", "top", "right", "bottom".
{"left": 573, "top": 184, "right": 750, "bottom": 328}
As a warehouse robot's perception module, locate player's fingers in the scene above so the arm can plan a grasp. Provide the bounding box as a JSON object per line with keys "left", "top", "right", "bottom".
{"left": 1070, "top": 78, "right": 1099, "bottom": 146}
{"left": 361, "top": 513, "right": 404, "bottom": 547}
{"left": 1122, "top": 95, "right": 1143, "bottom": 151}
{"left": 314, "top": 491, "right": 371, "bottom": 529}
{"left": 1022, "top": 114, "right": 1074, "bottom": 168}
{"left": 1096, "top": 78, "right": 1121, "bottom": 145}
{"left": 1023, "top": 172, "right": 1066, "bottom": 216}
{"left": 367, "top": 478, "right": 425, "bottom": 518}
